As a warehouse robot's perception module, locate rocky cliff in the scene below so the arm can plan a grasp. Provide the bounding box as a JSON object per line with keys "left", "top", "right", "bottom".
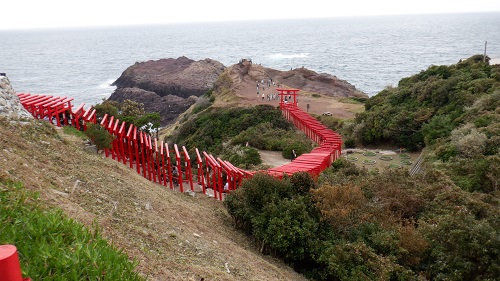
{"left": 109, "top": 57, "right": 225, "bottom": 126}
{"left": 108, "top": 87, "right": 197, "bottom": 126}
{"left": 0, "top": 74, "right": 32, "bottom": 120}
{"left": 112, "top": 56, "right": 225, "bottom": 98}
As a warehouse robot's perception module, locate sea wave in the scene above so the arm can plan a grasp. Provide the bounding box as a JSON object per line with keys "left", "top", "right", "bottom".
{"left": 97, "top": 79, "right": 116, "bottom": 89}
{"left": 268, "top": 53, "right": 310, "bottom": 59}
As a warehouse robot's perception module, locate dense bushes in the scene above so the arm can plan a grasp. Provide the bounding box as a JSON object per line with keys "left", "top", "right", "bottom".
{"left": 225, "top": 163, "right": 500, "bottom": 280}
{"left": 93, "top": 99, "right": 161, "bottom": 135}
{"left": 348, "top": 55, "right": 499, "bottom": 151}
{"left": 345, "top": 55, "right": 499, "bottom": 193}
{"left": 224, "top": 172, "right": 325, "bottom": 274}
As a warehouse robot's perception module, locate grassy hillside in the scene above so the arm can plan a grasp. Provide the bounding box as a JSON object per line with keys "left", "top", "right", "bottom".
{"left": 0, "top": 119, "right": 306, "bottom": 280}
{"left": 209, "top": 56, "right": 500, "bottom": 280}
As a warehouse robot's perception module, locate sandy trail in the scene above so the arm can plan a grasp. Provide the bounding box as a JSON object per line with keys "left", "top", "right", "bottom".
{"left": 258, "top": 149, "right": 291, "bottom": 167}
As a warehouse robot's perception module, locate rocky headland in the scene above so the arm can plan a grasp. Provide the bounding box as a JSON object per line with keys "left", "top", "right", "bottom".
{"left": 108, "top": 57, "right": 368, "bottom": 126}
{"left": 229, "top": 60, "right": 367, "bottom": 98}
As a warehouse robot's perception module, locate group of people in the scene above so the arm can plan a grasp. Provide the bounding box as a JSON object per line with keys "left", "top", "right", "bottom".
{"left": 257, "top": 77, "right": 281, "bottom": 102}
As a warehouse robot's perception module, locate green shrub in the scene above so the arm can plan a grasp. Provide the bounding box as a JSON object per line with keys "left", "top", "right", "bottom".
{"left": 225, "top": 146, "right": 262, "bottom": 168}
{"left": 343, "top": 138, "right": 355, "bottom": 148}
{"left": 84, "top": 123, "right": 114, "bottom": 153}
{"left": 290, "top": 172, "right": 316, "bottom": 195}
{"left": 282, "top": 141, "right": 312, "bottom": 160}
{"left": 421, "top": 211, "right": 500, "bottom": 280}
{"left": 224, "top": 173, "right": 326, "bottom": 276}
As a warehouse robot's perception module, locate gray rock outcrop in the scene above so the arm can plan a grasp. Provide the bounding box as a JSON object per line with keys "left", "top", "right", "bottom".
{"left": 112, "top": 57, "right": 225, "bottom": 98}
{"left": 109, "top": 57, "right": 226, "bottom": 126}
{"left": 108, "top": 87, "right": 197, "bottom": 126}
{"left": 0, "top": 75, "right": 32, "bottom": 120}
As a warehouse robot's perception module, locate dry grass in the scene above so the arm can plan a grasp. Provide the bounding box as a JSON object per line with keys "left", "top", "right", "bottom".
{"left": 0, "top": 119, "right": 306, "bottom": 281}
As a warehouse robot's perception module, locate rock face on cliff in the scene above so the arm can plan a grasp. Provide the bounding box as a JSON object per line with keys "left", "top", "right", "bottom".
{"left": 109, "top": 87, "right": 197, "bottom": 126}
{"left": 112, "top": 57, "right": 225, "bottom": 98}
{"left": 230, "top": 61, "right": 367, "bottom": 98}
{"left": 109, "top": 57, "right": 225, "bottom": 126}
{"left": 0, "top": 75, "right": 32, "bottom": 120}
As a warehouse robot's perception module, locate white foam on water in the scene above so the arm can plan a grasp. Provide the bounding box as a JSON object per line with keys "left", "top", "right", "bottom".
{"left": 268, "top": 53, "right": 309, "bottom": 59}
{"left": 97, "top": 79, "right": 116, "bottom": 89}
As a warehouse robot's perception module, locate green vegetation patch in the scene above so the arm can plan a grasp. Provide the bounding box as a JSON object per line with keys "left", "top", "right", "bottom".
{"left": 362, "top": 159, "right": 376, "bottom": 165}
{"left": 0, "top": 178, "right": 143, "bottom": 280}
{"left": 400, "top": 159, "right": 413, "bottom": 165}
{"left": 362, "top": 151, "right": 377, "bottom": 157}
{"left": 339, "top": 97, "right": 368, "bottom": 104}
{"left": 343, "top": 55, "right": 500, "bottom": 192}
{"left": 346, "top": 156, "right": 359, "bottom": 162}
{"left": 379, "top": 155, "right": 393, "bottom": 161}
{"left": 62, "top": 125, "right": 87, "bottom": 139}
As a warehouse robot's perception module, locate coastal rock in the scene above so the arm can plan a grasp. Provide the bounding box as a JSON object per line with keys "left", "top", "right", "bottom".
{"left": 231, "top": 61, "right": 367, "bottom": 98}
{"left": 109, "top": 57, "right": 225, "bottom": 126}
{"left": 112, "top": 56, "right": 226, "bottom": 98}
{"left": 108, "top": 87, "right": 196, "bottom": 126}
{"left": 0, "top": 75, "right": 33, "bottom": 120}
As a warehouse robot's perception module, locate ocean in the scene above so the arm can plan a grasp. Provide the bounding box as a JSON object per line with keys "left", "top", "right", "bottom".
{"left": 1, "top": 12, "right": 499, "bottom": 106}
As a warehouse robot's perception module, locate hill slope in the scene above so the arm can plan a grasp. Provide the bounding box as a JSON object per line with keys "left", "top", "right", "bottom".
{"left": 0, "top": 119, "right": 306, "bottom": 280}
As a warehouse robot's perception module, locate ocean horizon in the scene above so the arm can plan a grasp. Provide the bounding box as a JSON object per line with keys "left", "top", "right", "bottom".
{"left": 1, "top": 12, "right": 499, "bottom": 106}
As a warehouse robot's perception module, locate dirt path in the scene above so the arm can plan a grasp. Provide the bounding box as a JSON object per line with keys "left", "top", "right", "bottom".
{"left": 258, "top": 150, "right": 290, "bottom": 167}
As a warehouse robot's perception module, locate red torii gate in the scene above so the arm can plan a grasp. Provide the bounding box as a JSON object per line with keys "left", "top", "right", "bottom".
{"left": 17, "top": 93, "right": 75, "bottom": 127}
{"left": 277, "top": 88, "right": 300, "bottom": 107}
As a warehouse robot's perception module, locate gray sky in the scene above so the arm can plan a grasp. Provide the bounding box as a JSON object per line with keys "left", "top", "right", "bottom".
{"left": 2, "top": 0, "right": 500, "bottom": 30}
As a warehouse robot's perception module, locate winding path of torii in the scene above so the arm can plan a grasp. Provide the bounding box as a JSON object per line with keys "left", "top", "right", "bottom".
{"left": 17, "top": 88, "right": 342, "bottom": 200}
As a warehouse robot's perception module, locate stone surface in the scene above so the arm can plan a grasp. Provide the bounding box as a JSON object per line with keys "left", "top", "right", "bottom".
{"left": 108, "top": 87, "right": 197, "bottom": 126}
{"left": 112, "top": 56, "right": 225, "bottom": 98}
{"left": 0, "top": 75, "right": 33, "bottom": 120}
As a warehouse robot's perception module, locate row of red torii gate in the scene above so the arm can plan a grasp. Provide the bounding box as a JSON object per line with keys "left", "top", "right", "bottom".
{"left": 16, "top": 89, "right": 342, "bottom": 200}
